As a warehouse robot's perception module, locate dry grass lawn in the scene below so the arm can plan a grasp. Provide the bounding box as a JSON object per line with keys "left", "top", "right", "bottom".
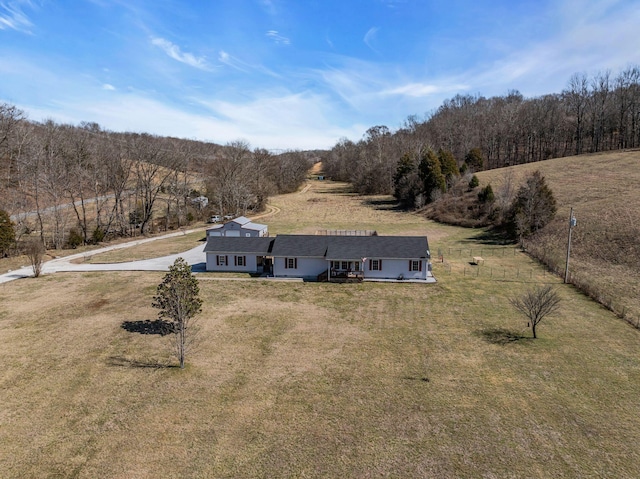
{"left": 1, "top": 178, "right": 640, "bottom": 478}
{"left": 477, "top": 149, "right": 640, "bottom": 323}
{"left": 78, "top": 230, "right": 207, "bottom": 264}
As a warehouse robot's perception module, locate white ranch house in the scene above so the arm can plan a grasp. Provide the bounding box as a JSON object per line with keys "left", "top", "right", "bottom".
{"left": 204, "top": 234, "right": 433, "bottom": 282}
{"left": 206, "top": 216, "right": 268, "bottom": 238}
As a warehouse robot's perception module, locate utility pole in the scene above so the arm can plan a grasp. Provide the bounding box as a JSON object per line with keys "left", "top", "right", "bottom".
{"left": 564, "top": 207, "right": 576, "bottom": 283}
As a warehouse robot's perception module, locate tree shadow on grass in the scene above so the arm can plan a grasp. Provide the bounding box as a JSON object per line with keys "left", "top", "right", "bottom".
{"left": 121, "top": 319, "right": 175, "bottom": 336}
{"left": 317, "top": 184, "right": 355, "bottom": 195}
{"left": 479, "top": 328, "right": 531, "bottom": 345}
{"left": 190, "top": 262, "right": 207, "bottom": 273}
{"left": 402, "top": 375, "right": 430, "bottom": 383}
{"left": 461, "top": 228, "right": 516, "bottom": 246}
{"left": 362, "top": 198, "right": 403, "bottom": 211}
{"left": 107, "top": 356, "right": 177, "bottom": 369}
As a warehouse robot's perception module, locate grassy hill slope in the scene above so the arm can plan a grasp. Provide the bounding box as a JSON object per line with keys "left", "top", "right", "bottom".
{"left": 476, "top": 149, "right": 640, "bottom": 324}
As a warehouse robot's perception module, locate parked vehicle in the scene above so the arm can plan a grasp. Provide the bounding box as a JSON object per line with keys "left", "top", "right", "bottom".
{"left": 209, "top": 215, "right": 222, "bottom": 223}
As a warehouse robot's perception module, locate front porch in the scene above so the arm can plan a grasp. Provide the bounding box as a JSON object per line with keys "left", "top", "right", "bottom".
{"left": 327, "top": 260, "right": 364, "bottom": 282}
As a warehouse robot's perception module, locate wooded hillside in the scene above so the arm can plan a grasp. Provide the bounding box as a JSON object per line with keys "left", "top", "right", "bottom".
{"left": 0, "top": 106, "right": 312, "bottom": 251}
{"left": 323, "top": 66, "right": 640, "bottom": 196}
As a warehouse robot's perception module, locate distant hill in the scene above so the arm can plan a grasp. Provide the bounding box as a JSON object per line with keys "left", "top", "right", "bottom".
{"left": 476, "top": 149, "right": 640, "bottom": 327}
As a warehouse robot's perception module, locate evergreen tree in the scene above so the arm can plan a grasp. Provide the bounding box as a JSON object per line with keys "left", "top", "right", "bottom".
{"left": 152, "top": 257, "right": 203, "bottom": 369}
{"left": 478, "top": 184, "right": 495, "bottom": 203}
{"left": 393, "top": 152, "right": 422, "bottom": 208}
{"left": 464, "top": 148, "right": 484, "bottom": 171}
{"left": 438, "top": 149, "right": 460, "bottom": 188}
{"left": 507, "top": 171, "right": 557, "bottom": 241}
{"left": 418, "top": 149, "right": 446, "bottom": 203}
{"left": 0, "top": 209, "right": 15, "bottom": 257}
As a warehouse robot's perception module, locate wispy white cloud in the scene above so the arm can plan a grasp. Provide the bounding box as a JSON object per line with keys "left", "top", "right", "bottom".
{"left": 0, "top": 0, "right": 34, "bottom": 33}
{"left": 325, "top": 35, "right": 334, "bottom": 49}
{"left": 218, "top": 50, "right": 250, "bottom": 72}
{"left": 381, "top": 82, "right": 470, "bottom": 97}
{"left": 463, "top": 0, "right": 640, "bottom": 96}
{"left": 102, "top": 83, "right": 115, "bottom": 91}
{"left": 22, "top": 88, "right": 359, "bottom": 150}
{"left": 266, "top": 30, "right": 290, "bottom": 45}
{"left": 363, "top": 27, "right": 379, "bottom": 52}
{"left": 151, "top": 37, "right": 209, "bottom": 70}
{"left": 194, "top": 90, "right": 362, "bottom": 149}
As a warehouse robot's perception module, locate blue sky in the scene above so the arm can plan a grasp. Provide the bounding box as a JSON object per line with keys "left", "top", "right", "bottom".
{"left": 1, "top": 0, "right": 639, "bottom": 150}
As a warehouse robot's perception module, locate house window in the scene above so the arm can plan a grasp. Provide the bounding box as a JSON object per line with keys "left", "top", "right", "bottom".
{"left": 354, "top": 262, "right": 360, "bottom": 271}
{"left": 285, "top": 258, "right": 297, "bottom": 269}
{"left": 409, "top": 260, "right": 422, "bottom": 272}
{"left": 331, "top": 261, "right": 340, "bottom": 269}
{"left": 341, "top": 261, "right": 349, "bottom": 270}
{"left": 235, "top": 255, "right": 246, "bottom": 267}
{"left": 217, "top": 255, "right": 228, "bottom": 266}
{"left": 369, "top": 259, "right": 382, "bottom": 271}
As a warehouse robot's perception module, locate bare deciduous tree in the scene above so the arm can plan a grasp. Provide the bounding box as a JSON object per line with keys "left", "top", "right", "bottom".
{"left": 127, "top": 134, "right": 182, "bottom": 234}
{"left": 509, "top": 285, "right": 561, "bottom": 339}
{"left": 25, "top": 238, "right": 45, "bottom": 278}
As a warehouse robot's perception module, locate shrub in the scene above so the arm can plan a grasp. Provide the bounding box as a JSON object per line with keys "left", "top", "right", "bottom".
{"left": 478, "top": 184, "right": 495, "bottom": 203}
{"left": 92, "top": 227, "right": 105, "bottom": 243}
{"left": 67, "top": 228, "right": 83, "bottom": 249}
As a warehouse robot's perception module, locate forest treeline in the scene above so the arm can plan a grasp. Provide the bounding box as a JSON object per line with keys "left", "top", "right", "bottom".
{"left": 322, "top": 66, "right": 640, "bottom": 199}
{"left": 0, "top": 106, "right": 311, "bottom": 251}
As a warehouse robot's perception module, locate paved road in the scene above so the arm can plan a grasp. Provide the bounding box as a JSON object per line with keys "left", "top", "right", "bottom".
{"left": 0, "top": 228, "right": 208, "bottom": 284}
{"left": 9, "top": 194, "right": 117, "bottom": 222}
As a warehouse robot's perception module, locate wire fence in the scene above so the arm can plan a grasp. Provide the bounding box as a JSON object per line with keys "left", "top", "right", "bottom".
{"left": 434, "top": 245, "right": 640, "bottom": 331}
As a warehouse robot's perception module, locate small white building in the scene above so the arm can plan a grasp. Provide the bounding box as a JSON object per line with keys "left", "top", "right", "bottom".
{"left": 206, "top": 216, "right": 268, "bottom": 238}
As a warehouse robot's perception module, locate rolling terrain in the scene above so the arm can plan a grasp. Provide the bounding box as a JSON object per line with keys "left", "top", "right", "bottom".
{"left": 476, "top": 149, "right": 640, "bottom": 325}
{"left": 0, "top": 178, "right": 639, "bottom": 478}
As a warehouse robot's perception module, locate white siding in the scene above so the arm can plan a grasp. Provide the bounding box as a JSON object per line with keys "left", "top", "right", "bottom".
{"left": 273, "top": 257, "right": 327, "bottom": 279}
{"left": 364, "top": 259, "right": 427, "bottom": 280}
{"left": 206, "top": 253, "right": 258, "bottom": 273}
{"left": 206, "top": 224, "right": 267, "bottom": 237}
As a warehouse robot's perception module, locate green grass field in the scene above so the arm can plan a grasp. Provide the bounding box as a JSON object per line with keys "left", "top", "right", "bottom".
{"left": 1, "top": 179, "right": 639, "bottom": 478}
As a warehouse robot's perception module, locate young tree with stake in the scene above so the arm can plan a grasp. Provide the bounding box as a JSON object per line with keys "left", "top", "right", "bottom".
{"left": 152, "top": 257, "right": 202, "bottom": 369}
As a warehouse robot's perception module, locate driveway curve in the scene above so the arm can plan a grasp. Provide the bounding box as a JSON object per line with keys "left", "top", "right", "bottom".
{"left": 0, "top": 228, "right": 208, "bottom": 284}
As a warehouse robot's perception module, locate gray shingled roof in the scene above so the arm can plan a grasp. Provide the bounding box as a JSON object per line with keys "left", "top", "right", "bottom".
{"left": 270, "top": 235, "right": 328, "bottom": 257}
{"left": 325, "top": 235, "right": 430, "bottom": 260}
{"left": 203, "top": 237, "right": 274, "bottom": 254}
{"left": 269, "top": 234, "right": 430, "bottom": 259}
